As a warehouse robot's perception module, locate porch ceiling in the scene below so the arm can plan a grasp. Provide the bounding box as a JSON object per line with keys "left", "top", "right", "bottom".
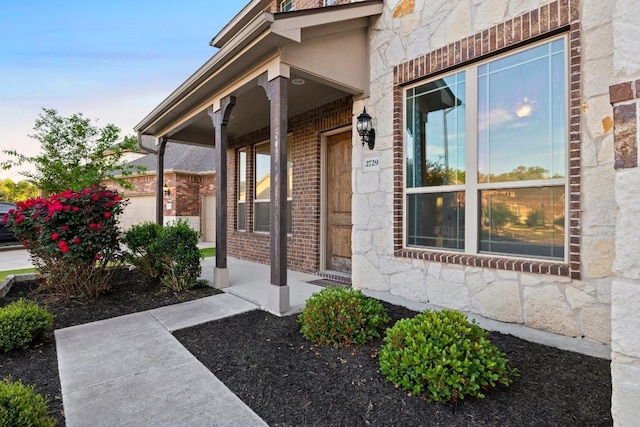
{"left": 135, "top": 0, "right": 383, "bottom": 146}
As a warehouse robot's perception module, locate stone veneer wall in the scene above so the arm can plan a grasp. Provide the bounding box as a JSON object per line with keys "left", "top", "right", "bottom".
{"left": 226, "top": 97, "right": 353, "bottom": 273}
{"left": 608, "top": 0, "right": 640, "bottom": 420}
{"left": 353, "top": 0, "right": 616, "bottom": 345}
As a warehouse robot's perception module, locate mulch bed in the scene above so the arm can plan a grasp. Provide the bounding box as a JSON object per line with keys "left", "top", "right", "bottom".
{"left": 0, "top": 269, "right": 220, "bottom": 426}
{"left": 0, "top": 270, "right": 613, "bottom": 426}
{"left": 174, "top": 304, "right": 613, "bottom": 427}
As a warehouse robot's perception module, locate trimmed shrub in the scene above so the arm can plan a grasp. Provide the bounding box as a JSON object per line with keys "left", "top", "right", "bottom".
{"left": 0, "top": 378, "right": 57, "bottom": 427}
{"left": 123, "top": 220, "right": 202, "bottom": 291}
{"left": 298, "top": 287, "right": 390, "bottom": 346}
{"left": 0, "top": 300, "right": 54, "bottom": 353}
{"left": 158, "top": 220, "right": 202, "bottom": 291}
{"left": 379, "top": 309, "right": 518, "bottom": 403}
{"left": 122, "top": 222, "right": 164, "bottom": 279}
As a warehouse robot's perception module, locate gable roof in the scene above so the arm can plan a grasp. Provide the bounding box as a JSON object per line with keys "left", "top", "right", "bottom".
{"left": 128, "top": 143, "right": 215, "bottom": 174}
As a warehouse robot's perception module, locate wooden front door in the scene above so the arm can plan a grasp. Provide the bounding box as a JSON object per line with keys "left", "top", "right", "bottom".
{"left": 326, "top": 131, "right": 352, "bottom": 273}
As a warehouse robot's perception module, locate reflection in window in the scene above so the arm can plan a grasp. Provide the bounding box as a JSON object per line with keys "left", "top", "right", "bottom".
{"left": 408, "top": 192, "right": 465, "bottom": 250}
{"left": 237, "top": 150, "right": 247, "bottom": 231}
{"left": 280, "top": 0, "right": 293, "bottom": 11}
{"left": 254, "top": 142, "right": 293, "bottom": 234}
{"left": 404, "top": 37, "right": 567, "bottom": 261}
{"left": 406, "top": 72, "right": 466, "bottom": 188}
{"left": 480, "top": 187, "right": 565, "bottom": 259}
{"left": 478, "top": 39, "right": 566, "bottom": 183}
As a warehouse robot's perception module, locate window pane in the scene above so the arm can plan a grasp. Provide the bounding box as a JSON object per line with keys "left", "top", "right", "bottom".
{"left": 255, "top": 144, "right": 270, "bottom": 200}
{"left": 407, "top": 192, "right": 465, "bottom": 250}
{"left": 237, "top": 202, "right": 246, "bottom": 231}
{"left": 238, "top": 150, "right": 247, "bottom": 202}
{"left": 478, "top": 41, "right": 566, "bottom": 183}
{"left": 253, "top": 201, "right": 292, "bottom": 233}
{"left": 406, "top": 72, "right": 466, "bottom": 188}
{"left": 479, "top": 186, "right": 565, "bottom": 259}
{"left": 255, "top": 202, "right": 269, "bottom": 233}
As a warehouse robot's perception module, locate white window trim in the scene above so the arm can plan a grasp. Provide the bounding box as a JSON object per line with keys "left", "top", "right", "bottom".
{"left": 402, "top": 35, "right": 570, "bottom": 263}
{"left": 280, "top": 0, "right": 293, "bottom": 11}
{"left": 237, "top": 148, "right": 247, "bottom": 232}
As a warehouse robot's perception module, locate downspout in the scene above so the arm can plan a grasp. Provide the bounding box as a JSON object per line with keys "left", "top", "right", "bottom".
{"left": 137, "top": 133, "right": 168, "bottom": 225}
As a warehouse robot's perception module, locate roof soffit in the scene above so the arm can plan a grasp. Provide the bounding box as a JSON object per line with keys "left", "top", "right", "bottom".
{"left": 136, "top": 1, "right": 383, "bottom": 137}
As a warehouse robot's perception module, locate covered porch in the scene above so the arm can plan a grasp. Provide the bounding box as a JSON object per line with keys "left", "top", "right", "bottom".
{"left": 134, "top": 0, "right": 383, "bottom": 313}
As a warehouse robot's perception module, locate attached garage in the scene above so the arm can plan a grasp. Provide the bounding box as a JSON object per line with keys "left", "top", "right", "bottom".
{"left": 120, "top": 195, "right": 155, "bottom": 231}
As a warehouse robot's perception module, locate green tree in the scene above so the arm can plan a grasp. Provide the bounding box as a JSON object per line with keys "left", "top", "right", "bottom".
{"left": 0, "top": 178, "right": 38, "bottom": 202}
{"left": 488, "top": 202, "right": 518, "bottom": 231}
{"left": 1, "top": 108, "right": 144, "bottom": 194}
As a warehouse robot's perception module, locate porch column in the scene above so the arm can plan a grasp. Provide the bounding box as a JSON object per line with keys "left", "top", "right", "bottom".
{"left": 155, "top": 137, "right": 168, "bottom": 225}
{"left": 259, "top": 73, "right": 290, "bottom": 314}
{"left": 208, "top": 96, "right": 236, "bottom": 288}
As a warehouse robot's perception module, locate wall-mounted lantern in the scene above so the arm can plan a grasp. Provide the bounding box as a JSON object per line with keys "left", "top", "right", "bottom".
{"left": 163, "top": 184, "right": 171, "bottom": 197}
{"left": 356, "top": 107, "right": 375, "bottom": 150}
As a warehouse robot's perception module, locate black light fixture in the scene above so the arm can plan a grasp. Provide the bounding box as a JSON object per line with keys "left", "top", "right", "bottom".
{"left": 356, "top": 107, "right": 375, "bottom": 150}
{"left": 163, "top": 184, "right": 171, "bottom": 197}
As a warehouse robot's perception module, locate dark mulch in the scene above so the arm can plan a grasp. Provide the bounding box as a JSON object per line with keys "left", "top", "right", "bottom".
{"left": 174, "top": 304, "right": 613, "bottom": 427}
{"left": 0, "top": 269, "right": 220, "bottom": 425}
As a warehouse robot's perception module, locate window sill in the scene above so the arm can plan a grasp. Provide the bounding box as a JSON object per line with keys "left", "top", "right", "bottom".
{"left": 395, "top": 248, "right": 573, "bottom": 278}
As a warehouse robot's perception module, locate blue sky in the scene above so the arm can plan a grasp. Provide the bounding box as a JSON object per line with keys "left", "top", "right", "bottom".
{"left": 0, "top": 1, "right": 244, "bottom": 180}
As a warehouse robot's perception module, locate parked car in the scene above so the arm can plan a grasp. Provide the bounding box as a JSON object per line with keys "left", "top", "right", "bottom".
{"left": 0, "top": 201, "right": 18, "bottom": 243}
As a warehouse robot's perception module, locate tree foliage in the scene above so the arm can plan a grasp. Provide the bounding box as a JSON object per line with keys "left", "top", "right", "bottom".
{"left": 1, "top": 108, "right": 144, "bottom": 194}
{"left": 0, "top": 179, "right": 38, "bottom": 202}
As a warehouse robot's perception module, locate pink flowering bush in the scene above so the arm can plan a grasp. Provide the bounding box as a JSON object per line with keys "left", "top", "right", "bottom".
{"left": 2, "top": 186, "right": 127, "bottom": 299}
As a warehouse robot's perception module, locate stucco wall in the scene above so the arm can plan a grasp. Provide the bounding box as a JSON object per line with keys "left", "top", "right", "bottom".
{"left": 354, "top": 0, "right": 616, "bottom": 345}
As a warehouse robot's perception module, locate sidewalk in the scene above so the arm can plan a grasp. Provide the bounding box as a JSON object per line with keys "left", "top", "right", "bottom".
{"left": 55, "top": 255, "right": 325, "bottom": 427}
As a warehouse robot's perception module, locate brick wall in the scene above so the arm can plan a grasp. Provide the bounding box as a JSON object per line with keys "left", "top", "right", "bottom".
{"left": 267, "top": 0, "right": 351, "bottom": 13}
{"left": 104, "top": 170, "right": 215, "bottom": 228}
{"left": 227, "top": 96, "right": 353, "bottom": 273}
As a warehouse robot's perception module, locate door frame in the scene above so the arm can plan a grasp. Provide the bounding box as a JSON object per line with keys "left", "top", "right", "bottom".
{"left": 320, "top": 126, "right": 353, "bottom": 272}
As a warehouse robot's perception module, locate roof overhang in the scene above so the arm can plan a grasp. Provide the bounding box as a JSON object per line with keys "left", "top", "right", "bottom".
{"left": 135, "top": 1, "right": 383, "bottom": 144}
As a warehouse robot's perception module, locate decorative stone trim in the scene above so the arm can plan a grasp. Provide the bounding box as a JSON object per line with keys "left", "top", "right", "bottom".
{"left": 609, "top": 79, "right": 639, "bottom": 170}
{"left": 392, "top": 0, "right": 582, "bottom": 280}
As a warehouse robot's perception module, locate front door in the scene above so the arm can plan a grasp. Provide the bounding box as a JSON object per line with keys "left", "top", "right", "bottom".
{"left": 325, "top": 131, "right": 352, "bottom": 274}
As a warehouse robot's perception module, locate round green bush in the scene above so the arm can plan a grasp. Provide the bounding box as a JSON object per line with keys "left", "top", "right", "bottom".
{"left": 298, "top": 287, "right": 390, "bottom": 346}
{"left": 0, "top": 300, "right": 54, "bottom": 353}
{"left": 379, "top": 309, "right": 518, "bottom": 403}
{"left": 0, "top": 378, "right": 57, "bottom": 427}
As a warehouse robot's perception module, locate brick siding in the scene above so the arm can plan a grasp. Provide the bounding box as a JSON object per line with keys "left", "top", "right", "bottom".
{"left": 227, "top": 96, "right": 353, "bottom": 273}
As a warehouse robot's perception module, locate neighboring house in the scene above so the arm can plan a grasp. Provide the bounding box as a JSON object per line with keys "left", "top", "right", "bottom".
{"left": 134, "top": 0, "right": 640, "bottom": 422}
{"left": 105, "top": 143, "right": 216, "bottom": 241}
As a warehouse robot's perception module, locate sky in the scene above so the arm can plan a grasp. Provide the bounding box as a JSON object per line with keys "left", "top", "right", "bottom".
{"left": 0, "top": 1, "right": 245, "bottom": 181}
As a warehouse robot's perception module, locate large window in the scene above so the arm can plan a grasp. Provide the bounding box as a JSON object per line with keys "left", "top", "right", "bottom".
{"left": 254, "top": 142, "right": 292, "bottom": 233}
{"left": 237, "top": 149, "right": 247, "bottom": 231}
{"left": 405, "top": 38, "right": 567, "bottom": 260}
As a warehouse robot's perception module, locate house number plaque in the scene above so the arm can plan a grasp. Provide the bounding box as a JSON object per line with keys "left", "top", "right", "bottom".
{"left": 362, "top": 155, "right": 380, "bottom": 172}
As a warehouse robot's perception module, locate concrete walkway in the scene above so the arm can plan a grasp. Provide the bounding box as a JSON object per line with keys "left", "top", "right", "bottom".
{"left": 55, "top": 254, "right": 325, "bottom": 427}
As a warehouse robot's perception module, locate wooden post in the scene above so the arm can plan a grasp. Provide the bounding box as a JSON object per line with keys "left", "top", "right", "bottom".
{"left": 208, "top": 96, "right": 236, "bottom": 288}
{"left": 259, "top": 73, "right": 290, "bottom": 313}
{"left": 156, "top": 137, "right": 168, "bottom": 225}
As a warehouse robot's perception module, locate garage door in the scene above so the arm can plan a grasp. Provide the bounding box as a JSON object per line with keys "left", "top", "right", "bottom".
{"left": 202, "top": 195, "right": 216, "bottom": 242}
{"left": 120, "top": 196, "right": 156, "bottom": 231}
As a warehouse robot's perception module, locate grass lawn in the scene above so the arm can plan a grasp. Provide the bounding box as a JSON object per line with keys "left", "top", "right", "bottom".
{"left": 199, "top": 247, "right": 216, "bottom": 258}
{"left": 0, "top": 248, "right": 214, "bottom": 282}
{"left": 0, "top": 268, "right": 37, "bottom": 282}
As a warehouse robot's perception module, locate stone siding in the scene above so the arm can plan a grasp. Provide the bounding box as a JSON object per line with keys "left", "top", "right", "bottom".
{"left": 354, "top": 0, "right": 616, "bottom": 345}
